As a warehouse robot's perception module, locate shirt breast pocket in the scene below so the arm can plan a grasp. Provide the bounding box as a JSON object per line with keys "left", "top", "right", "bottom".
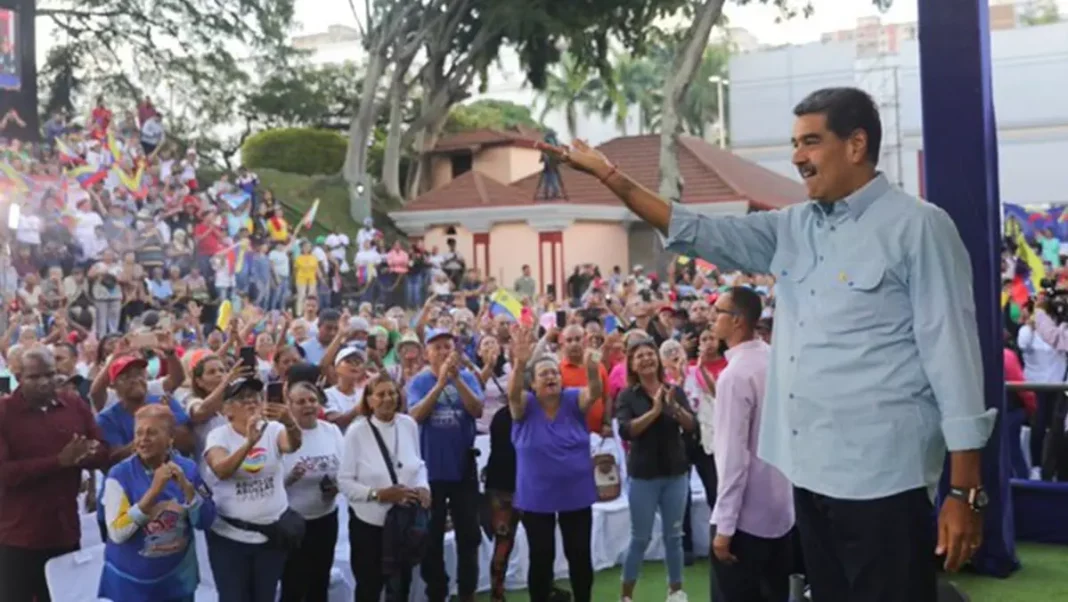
{"left": 821, "top": 261, "right": 888, "bottom": 330}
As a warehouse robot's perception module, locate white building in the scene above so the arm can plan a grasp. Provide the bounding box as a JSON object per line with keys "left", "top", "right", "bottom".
{"left": 727, "top": 18, "right": 1068, "bottom": 205}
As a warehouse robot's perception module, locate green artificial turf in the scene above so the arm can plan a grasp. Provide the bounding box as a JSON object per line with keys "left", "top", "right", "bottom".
{"left": 475, "top": 543, "right": 1068, "bottom": 601}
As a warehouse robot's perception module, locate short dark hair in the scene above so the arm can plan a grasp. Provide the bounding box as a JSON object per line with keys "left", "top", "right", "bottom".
{"left": 727, "top": 286, "right": 763, "bottom": 329}
{"left": 318, "top": 309, "right": 341, "bottom": 323}
{"left": 793, "top": 87, "right": 882, "bottom": 165}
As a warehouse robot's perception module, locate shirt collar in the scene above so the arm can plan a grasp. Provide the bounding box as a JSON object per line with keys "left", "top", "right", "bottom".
{"left": 809, "top": 172, "right": 890, "bottom": 221}
{"left": 724, "top": 339, "right": 764, "bottom": 362}
{"left": 11, "top": 389, "right": 67, "bottom": 413}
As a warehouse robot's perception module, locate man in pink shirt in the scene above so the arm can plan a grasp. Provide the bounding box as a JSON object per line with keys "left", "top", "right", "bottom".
{"left": 709, "top": 286, "right": 794, "bottom": 602}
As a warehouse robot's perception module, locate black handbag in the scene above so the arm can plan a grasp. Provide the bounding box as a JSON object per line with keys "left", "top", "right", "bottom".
{"left": 368, "top": 421, "right": 430, "bottom": 573}
{"left": 221, "top": 507, "right": 306, "bottom": 551}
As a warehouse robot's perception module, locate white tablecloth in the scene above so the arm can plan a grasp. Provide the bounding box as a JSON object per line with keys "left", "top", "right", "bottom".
{"left": 54, "top": 433, "right": 714, "bottom": 601}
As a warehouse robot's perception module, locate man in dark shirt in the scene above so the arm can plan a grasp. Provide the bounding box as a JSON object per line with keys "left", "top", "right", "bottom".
{"left": 0, "top": 347, "right": 110, "bottom": 602}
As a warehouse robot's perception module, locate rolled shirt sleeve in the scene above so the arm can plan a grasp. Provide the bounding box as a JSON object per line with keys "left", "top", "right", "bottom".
{"left": 908, "top": 205, "right": 997, "bottom": 452}
{"left": 661, "top": 203, "right": 782, "bottom": 275}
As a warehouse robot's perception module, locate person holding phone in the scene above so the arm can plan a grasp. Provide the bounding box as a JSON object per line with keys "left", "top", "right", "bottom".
{"left": 99, "top": 405, "right": 216, "bottom": 602}
{"left": 202, "top": 376, "right": 302, "bottom": 602}
{"left": 280, "top": 382, "right": 344, "bottom": 602}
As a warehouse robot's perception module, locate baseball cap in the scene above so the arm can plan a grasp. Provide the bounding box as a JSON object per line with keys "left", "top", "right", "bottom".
{"left": 335, "top": 346, "right": 367, "bottom": 366}
{"left": 424, "top": 328, "right": 454, "bottom": 345}
{"left": 109, "top": 355, "right": 148, "bottom": 382}
{"left": 348, "top": 316, "right": 371, "bottom": 333}
{"left": 225, "top": 377, "right": 264, "bottom": 399}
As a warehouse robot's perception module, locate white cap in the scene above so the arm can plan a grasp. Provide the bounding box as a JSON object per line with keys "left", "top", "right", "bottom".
{"left": 334, "top": 346, "right": 366, "bottom": 366}
{"left": 348, "top": 316, "right": 371, "bottom": 333}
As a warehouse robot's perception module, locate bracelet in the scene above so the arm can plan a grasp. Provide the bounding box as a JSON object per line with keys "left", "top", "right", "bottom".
{"left": 599, "top": 164, "right": 618, "bottom": 183}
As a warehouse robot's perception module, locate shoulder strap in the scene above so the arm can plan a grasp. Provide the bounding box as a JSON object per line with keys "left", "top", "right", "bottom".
{"left": 367, "top": 421, "right": 399, "bottom": 485}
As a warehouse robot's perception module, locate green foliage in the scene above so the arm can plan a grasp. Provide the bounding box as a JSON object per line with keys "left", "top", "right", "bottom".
{"left": 241, "top": 128, "right": 347, "bottom": 176}
{"left": 254, "top": 169, "right": 405, "bottom": 243}
{"left": 538, "top": 42, "right": 730, "bottom": 138}
{"left": 444, "top": 100, "right": 542, "bottom": 133}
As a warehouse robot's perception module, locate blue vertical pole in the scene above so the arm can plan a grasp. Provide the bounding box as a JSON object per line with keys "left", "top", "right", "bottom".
{"left": 917, "top": 0, "right": 1018, "bottom": 578}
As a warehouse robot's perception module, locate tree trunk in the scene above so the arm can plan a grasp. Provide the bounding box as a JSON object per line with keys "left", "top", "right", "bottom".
{"left": 657, "top": 0, "right": 725, "bottom": 202}
{"left": 381, "top": 67, "right": 409, "bottom": 200}
{"left": 404, "top": 100, "right": 451, "bottom": 201}
{"left": 343, "top": 50, "right": 388, "bottom": 223}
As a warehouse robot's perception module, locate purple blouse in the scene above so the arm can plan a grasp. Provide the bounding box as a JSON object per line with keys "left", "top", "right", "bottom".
{"left": 512, "top": 388, "right": 597, "bottom": 513}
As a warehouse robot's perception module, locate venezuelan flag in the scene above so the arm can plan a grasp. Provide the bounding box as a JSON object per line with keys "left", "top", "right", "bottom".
{"left": 1014, "top": 229, "right": 1046, "bottom": 293}
{"left": 106, "top": 131, "right": 123, "bottom": 163}
{"left": 54, "top": 138, "right": 80, "bottom": 164}
{"left": 489, "top": 288, "right": 523, "bottom": 321}
{"left": 114, "top": 163, "right": 146, "bottom": 198}
{"left": 67, "top": 163, "right": 109, "bottom": 187}
{"left": 0, "top": 161, "right": 31, "bottom": 191}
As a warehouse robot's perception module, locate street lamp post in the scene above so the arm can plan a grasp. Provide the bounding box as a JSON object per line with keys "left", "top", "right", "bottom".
{"left": 709, "top": 75, "right": 729, "bottom": 149}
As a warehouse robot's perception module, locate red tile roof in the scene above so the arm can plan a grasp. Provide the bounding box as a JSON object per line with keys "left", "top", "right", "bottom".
{"left": 402, "top": 170, "right": 531, "bottom": 211}
{"left": 431, "top": 126, "right": 542, "bottom": 154}
{"left": 399, "top": 134, "right": 806, "bottom": 213}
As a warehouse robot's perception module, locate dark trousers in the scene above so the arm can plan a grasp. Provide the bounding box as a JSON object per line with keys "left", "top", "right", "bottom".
{"left": 206, "top": 530, "right": 288, "bottom": 602}
{"left": 487, "top": 490, "right": 520, "bottom": 602}
{"left": 0, "top": 543, "right": 77, "bottom": 602}
{"left": 522, "top": 507, "right": 593, "bottom": 602}
{"left": 422, "top": 479, "right": 481, "bottom": 602}
{"left": 280, "top": 509, "right": 338, "bottom": 602}
{"left": 794, "top": 487, "right": 937, "bottom": 602}
{"left": 349, "top": 510, "right": 412, "bottom": 602}
{"left": 1031, "top": 392, "right": 1056, "bottom": 472}
{"left": 683, "top": 449, "right": 717, "bottom": 556}
{"left": 710, "top": 527, "right": 792, "bottom": 602}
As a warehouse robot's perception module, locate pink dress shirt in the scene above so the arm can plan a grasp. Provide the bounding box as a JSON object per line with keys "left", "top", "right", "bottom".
{"left": 711, "top": 339, "right": 794, "bottom": 539}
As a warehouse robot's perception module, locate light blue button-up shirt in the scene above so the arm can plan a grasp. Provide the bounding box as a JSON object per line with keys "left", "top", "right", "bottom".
{"left": 664, "top": 173, "right": 997, "bottom": 500}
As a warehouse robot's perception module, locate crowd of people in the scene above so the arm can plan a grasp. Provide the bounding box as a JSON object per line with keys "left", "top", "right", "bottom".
{"left": 1, "top": 84, "right": 1000, "bottom": 602}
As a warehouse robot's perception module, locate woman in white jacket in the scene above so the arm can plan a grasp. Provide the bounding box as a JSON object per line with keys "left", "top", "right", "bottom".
{"left": 337, "top": 373, "right": 429, "bottom": 602}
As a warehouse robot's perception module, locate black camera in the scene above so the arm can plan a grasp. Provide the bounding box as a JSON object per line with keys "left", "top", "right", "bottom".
{"left": 1040, "top": 278, "right": 1068, "bottom": 323}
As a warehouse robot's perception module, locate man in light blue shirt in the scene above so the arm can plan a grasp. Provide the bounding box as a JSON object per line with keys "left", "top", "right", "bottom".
{"left": 541, "top": 87, "right": 996, "bottom": 602}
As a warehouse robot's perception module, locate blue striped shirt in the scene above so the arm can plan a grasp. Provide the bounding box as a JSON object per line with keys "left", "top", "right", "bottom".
{"left": 664, "top": 173, "right": 997, "bottom": 500}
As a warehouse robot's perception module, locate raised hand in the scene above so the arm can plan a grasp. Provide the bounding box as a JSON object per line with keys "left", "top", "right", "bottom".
{"left": 245, "top": 415, "right": 265, "bottom": 445}
{"left": 57, "top": 434, "right": 97, "bottom": 468}
{"left": 510, "top": 326, "right": 535, "bottom": 366}
{"left": 535, "top": 139, "right": 613, "bottom": 178}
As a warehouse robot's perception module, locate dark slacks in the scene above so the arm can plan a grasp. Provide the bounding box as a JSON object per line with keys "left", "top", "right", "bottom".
{"left": 710, "top": 527, "right": 793, "bottom": 602}
{"left": 421, "top": 479, "right": 481, "bottom": 602}
{"left": 349, "top": 510, "right": 412, "bottom": 602}
{"left": 206, "top": 530, "right": 287, "bottom": 602}
{"left": 280, "top": 509, "right": 338, "bottom": 602}
{"left": 522, "top": 507, "right": 594, "bottom": 602}
{"left": 0, "top": 543, "right": 78, "bottom": 602}
{"left": 794, "top": 486, "right": 938, "bottom": 602}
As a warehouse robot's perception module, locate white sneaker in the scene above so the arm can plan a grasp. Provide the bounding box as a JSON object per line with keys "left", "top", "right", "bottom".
{"left": 666, "top": 590, "right": 689, "bottom": 602}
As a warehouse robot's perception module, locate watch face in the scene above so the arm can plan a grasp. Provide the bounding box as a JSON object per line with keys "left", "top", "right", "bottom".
{"left": 974, "top": 489, "right": 989, "bottom": 509}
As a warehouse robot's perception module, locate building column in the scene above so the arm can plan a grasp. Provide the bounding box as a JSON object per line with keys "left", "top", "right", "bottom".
{"left": 918, "top": 0, "right": 1016, "bottom": 577}
{"left": 472, "top": 232, "right": 490, "bottom": 278}
{"left": 537, "top": 231, "right": 564, "bottom": 301}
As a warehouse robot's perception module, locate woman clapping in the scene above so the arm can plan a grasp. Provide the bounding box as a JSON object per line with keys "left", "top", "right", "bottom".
{"left": 99, "top": 405, "right": 216, "bottom": 602}
{"left": 202, "top": 377, "right": 303, "bottom": 602}
{"left": 508, "top": 326, "right": 602, "bottom": 602}
{"left": 280, "top": 381, "right": 345, "bottom": 602}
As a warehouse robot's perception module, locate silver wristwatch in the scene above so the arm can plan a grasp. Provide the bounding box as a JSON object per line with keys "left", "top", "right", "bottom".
{"left": 368, "top": 489, "right": 379, "bottom": 502}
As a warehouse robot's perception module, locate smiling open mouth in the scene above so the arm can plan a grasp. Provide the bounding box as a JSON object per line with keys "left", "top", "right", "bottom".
{"left": 799, "top": 165, "right": 817, "bottom": 179}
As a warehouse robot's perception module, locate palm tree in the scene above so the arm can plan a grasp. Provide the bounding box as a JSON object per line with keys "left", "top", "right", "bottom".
{"left": 597, "top": 52, "right": 662, "bottom": 135}
{"left": 679, "top": 45, "right": 731, "bottom": 138}
{"left": 536, "top": 53, "right": 603, "bottom": 138}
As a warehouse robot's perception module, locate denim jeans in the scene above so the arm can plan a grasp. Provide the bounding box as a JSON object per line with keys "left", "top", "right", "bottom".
{"left": 406, "top": 272, "right": 424, "bottom": 308}
{"left": 270, "top": 276, "right": 290, "bottom": 311}
{"left": 622, "top": 473, "right": 689, "bottom": 585}
{"left": 206, "top": 530, "right": 287, "bottom": 602}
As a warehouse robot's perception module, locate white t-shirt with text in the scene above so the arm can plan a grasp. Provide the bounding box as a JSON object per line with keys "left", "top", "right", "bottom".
{"left": 203, "top": 421, "right": 288, "bottom": 544}
{"left": 282, "top": 421, "right": 345, "bottom": 519}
